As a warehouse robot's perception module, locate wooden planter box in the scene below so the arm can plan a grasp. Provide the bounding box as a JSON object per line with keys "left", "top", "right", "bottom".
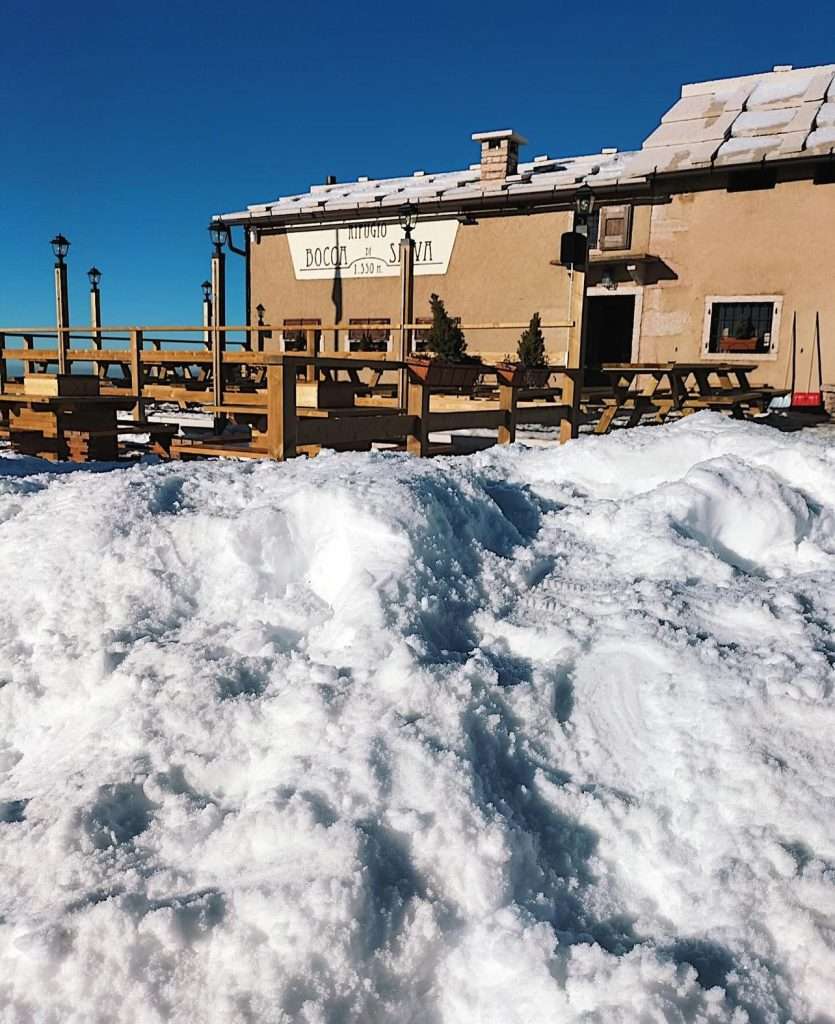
{"left": 24, "top": 374, "right": 100, "bottom": 398}
{"left": 720, "top": 338, "right": 758, "bottom": 352}
{"left": 495, "top": 364, "right": 552, "bottom": 388}
{"left": 406, "top": 358, "right": 482, "bottom": 390}
{"left": 296, "top": 381, "right": 356, "bottom": 409}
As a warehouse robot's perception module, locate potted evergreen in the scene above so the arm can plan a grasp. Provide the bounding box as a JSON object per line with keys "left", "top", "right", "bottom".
{"left": 407, "top": 294, "right": 482, "bottom": 389}
{"left": 496, "top": 312, "right": 552, "bottom": 387}
{"left": 722, "top": 317, "right": 758, "bottom": 353}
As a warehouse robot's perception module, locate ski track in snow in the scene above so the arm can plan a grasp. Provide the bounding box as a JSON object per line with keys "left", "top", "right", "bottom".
{"left": 0, "top": 413, "right": 833, "bottom": 1023}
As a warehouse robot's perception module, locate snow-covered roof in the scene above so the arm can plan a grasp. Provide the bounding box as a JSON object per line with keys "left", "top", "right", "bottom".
{"left": 629, "top": 62, "right": 835, "bottom": 176}
{"left": 216, "top": 148, "right": 641, "bottom": 227}
{"left": 216, "top": 63, "right": 835, "bottom": 227}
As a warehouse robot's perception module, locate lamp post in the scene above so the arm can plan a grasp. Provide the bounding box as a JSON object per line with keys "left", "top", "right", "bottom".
{"left": 559, "top": 185, "right": 595, "bottom": 443}
{"left": 88, "top": 266, "right": 102, "bottom": 377}
{"left": 208, "top": 222, "right": 227, "bottom": 425}
{"left": 397, "top": 202, "right": 418, "bottom": 406}
{"left": 201, "top": 279, "right": 213, "bottom": 347}
{"left": 51, "top": 234, "right": 71, "bottom": 374}
{"left": 255, "top": 302, "right": 266, "bottom": 353}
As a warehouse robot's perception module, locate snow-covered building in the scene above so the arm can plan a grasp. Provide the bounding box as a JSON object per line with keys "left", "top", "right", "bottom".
{"left": 215, "top": 63, "right": 835, "bottom": 388}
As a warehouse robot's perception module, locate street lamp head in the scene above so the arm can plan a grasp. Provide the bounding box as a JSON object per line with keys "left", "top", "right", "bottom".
{"left": 87, "top": 266, "right": 102, "bottom": 289}
{"left": 201, "top": 280, "right": 212, "bottom": 302}
{"left": 209, "top": 221, "right": 228, "bottom": 252}
{"left": 574, "top": 184, "right": 595, "bottom": 219}
{"left": 255, "top": 303, "right": 266, "bottom": 325}
{"left": 398, "top": 201, "right": 418, "bottom": 238}
{"left": 50, "top": 233, "right": 71, "bottom": 262}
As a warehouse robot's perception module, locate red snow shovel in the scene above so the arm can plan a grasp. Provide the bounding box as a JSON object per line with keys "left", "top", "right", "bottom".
{"left": 790, "top": 312, "right": 825, "bottom": 413}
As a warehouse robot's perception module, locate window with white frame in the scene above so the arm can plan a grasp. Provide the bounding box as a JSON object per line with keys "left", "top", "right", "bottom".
{"left": 702, "top": 297, "right": 782, "bottom": 356}
{"left": 348, "top": 318, "right": 390, "bottom": 352}
{"left": 282, "top": 318, "right": 321, "bottom": 352}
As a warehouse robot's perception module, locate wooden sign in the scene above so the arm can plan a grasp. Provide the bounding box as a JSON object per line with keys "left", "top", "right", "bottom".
{"left": 287, "top": 220, "right": 459, "bottom": 280}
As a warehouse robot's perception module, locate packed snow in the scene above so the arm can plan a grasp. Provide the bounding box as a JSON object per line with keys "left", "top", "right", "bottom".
{"left": 0, "top": 414, "right": 834, "bottom": 1024}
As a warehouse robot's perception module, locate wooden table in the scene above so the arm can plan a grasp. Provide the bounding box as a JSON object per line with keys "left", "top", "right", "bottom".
{"left": 0, "top": 392, "right": 137, "bottom": 461}
{"left": 595, "top": 362, "right": 784, "bottom": 433}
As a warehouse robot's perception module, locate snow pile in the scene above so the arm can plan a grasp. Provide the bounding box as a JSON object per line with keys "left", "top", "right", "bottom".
{"left": 0, "top": 414, "right": 834, "bottom": 1024}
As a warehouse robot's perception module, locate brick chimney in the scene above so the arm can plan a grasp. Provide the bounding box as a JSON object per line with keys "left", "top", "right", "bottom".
{"left": 472, "top": 129, "right": 528, "bottom": 183}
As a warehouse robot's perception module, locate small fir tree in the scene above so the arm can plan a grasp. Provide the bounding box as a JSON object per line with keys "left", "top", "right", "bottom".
{"left": 517, "top": 312, "right": 547, "bottom": 368}
{"left": 425, "top": 293, "right": 469, "bottom": 362}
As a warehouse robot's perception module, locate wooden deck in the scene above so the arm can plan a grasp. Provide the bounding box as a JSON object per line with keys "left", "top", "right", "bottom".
{"left": 0, "top": 323, "right": 788, "bottom": 463}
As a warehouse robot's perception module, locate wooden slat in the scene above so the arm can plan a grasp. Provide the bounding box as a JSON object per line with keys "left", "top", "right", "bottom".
{"left": 297, "top": 414, "right": 417, "bottom": 446}
{"left": 427, "top": 410, "right": 509, "bottom": 432}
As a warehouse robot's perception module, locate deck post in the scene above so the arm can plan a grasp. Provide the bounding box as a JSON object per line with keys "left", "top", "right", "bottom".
{"left": 266, "top": 359, "right": 297, "bottom": 460}
{"left": 54, "top": 262, "right": 70, "bottom": 376}
{"left": 406, "top": 373, "right": 430, "bottom": 456}
{"left": 211, "top": 245, "right": 226, "bottom": 429}
{"left": 90, "top": 280, "right": 102, "bottom": 378}
{"left": 398, "top": 236, "right": 415, "bottom": 408}
{"left": 0, "top": 333, "right": 6, "bottom": 394}
{"left": 130, "top": 329, "right": 144, "bottom": 421}
{"left": 559, "top": 264, "right": 587, "bottom": 444}
{"left": 22, "top": 334, "right": 33, "bottom": 375}
{"left": 497, "top": 380, "right": 517, "bottom": 444}
{"left": 305, "top": 328, "right": 316, "bottom": 383}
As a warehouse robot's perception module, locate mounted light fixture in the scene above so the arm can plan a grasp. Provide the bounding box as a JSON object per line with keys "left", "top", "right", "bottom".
{"left": 50, "top": 233, "right": 70, "bottom": 263}
{"left": 201, "top": 280, "right": 212, "bottom": 302}
{"left": 574, "top": 184, "right": 596, "bottom": 220}
{"left": 255, "top": 303, "right": 266, "bottom": 325}
{"left": 398, "top": 201, "right": 418, "bottom": 239}
{"left": 600, "top": 267, "right": 616, "bottom": 290}
{"left": 87, "top": 266, "right": 102, "bottom": 289}
{"left": 209, "top": 221, "right": 228, "bottom": 252}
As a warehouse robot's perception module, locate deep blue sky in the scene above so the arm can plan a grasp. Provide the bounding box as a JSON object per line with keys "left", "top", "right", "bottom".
{"left": 2, "top": 0, "right": 833, "bottom": 328}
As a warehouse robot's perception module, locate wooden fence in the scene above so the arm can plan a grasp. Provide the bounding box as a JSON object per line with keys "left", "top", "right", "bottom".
{"left": 0, "top": 322, "right": 583, "bottom": 460}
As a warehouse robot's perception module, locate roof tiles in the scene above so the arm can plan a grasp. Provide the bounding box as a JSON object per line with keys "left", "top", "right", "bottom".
{"left": 217, "top": 63, "right": 835, "bottom": 225}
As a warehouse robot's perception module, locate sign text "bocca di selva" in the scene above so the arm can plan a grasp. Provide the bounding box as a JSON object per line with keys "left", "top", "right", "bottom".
{"left": 287, "top": 221, "right": 459, "bottom": 280}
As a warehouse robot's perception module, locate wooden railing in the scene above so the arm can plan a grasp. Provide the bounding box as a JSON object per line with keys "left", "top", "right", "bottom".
{"left": 0, "top": 322, "right": 583, "bottom": 458}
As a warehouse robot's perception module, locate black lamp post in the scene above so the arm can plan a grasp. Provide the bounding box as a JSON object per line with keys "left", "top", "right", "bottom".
{"left": 201, "top": 280, "right": 213, "bottom": 346}
{"left": 209, "top": 221, "right": 228, "bottom": 255}
{"left": 50, "top": 233, "right": 71, "bottom": 265}
{"left": 559, "top": 183, "right": 596, "bottom": 443}
{"left": 574, "top": 184, "right": 596, "bottom": 223}
{"left": 50, "top": 234, "right": 71, "bottom": 371}
{"left": 398, "top": 201, "right": 418, "bottom": 240}
{"left": 207, "top": 225, "right": 227, "bottom": 424}
{"left": 87, "top": 267, "right": 102, "bottom": 359}
{"left": 254, "top": 303, "right": 267, "bottom": 354}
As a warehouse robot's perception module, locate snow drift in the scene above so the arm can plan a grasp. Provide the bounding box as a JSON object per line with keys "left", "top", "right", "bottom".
{"left": 0, "top": 413, "right": 833, "bottom": 1024}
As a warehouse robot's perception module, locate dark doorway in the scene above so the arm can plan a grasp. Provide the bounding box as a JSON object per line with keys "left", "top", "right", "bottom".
{"left": 584, "top": 295, "right": 635, "bottom": 383}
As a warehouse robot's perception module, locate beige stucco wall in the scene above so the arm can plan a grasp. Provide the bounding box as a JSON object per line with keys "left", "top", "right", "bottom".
{"left": 640, "top": 179, "right": 835, "bottom": 388}
{"left": 249, "top": 178, "right": 834, "bottom": 391}
{"left": 250, "top": 210, "right": 577, "bottom": 362}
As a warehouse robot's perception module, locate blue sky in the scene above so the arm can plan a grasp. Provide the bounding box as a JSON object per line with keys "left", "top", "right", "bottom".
{"left": 2, "top": 0, "right": 833, "bottom": 328}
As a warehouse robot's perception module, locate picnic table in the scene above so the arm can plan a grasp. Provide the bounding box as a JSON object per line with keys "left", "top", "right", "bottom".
{"left": 0, "top": 391, "right": 157, "bottom": 461}
{"left": 594, "top": 362, "right": 787, "bottom": 433}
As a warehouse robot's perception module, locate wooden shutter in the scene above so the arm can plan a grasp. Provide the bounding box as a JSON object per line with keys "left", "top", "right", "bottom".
{"left": 599, "top": 205, "right": 632, "bottom": 251}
